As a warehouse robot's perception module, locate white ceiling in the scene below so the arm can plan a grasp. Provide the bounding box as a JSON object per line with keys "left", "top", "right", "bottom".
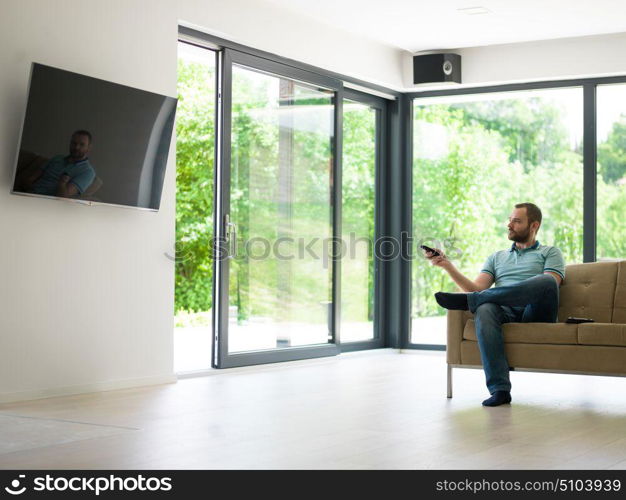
{"left": 263, "top": 0, "right": 626, "bottom": 52}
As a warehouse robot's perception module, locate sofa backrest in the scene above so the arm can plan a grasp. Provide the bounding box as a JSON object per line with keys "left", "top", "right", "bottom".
{"left": 613, "top": 260, "right": 626, "bottom": 323}
{"left": 558, "top": 261, "right": 619, "bottom": 323}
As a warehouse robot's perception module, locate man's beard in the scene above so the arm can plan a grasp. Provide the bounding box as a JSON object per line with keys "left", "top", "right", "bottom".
{"left": 508, "top": 227, "right": 531, "bottom": 242}
{"left": 69, "top": 150, "right": 86, "bottom": 161}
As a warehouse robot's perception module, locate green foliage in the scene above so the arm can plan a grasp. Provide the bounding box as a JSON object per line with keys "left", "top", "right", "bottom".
{"left": 175, "top": 58, "right": 215, "bottom": 313}
{"left": 598, "top": 114, "right": 626, "bottom": 183}
{"left": 455, "top": 98, "right": 572, "bottom": 168}
{"left": 597, "top": 174, "right": 626, "bottom": 258}
{"left": 228, "top": 73, "right": 336, "bottom": 323}
{"left": 342, "top": 102, "right": 376, "bottom": 322}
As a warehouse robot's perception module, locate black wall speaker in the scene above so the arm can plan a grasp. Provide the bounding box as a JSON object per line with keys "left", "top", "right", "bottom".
{"left": 413, "top": 53, "right": 462, "bottom": 84}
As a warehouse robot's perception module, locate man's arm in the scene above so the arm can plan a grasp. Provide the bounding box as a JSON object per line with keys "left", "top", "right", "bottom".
{"left": 56, "top": 175, "right": 79, "bottom": 198}
{"left": 544, "top": 247, "right": 565, "bottom": 287}
{"left": 544, "top": 271, "right": 562, "bottom": 286}
{"left": 427, "top": 251, "right": 494, "bottom": 292}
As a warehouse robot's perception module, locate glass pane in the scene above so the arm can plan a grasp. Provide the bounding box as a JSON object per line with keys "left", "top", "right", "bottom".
{"left": 174, "top": 42, "right": 216, "bottom": 371}
{"left": 597, "top": 84, "right": 626, "bottom": 260}
{"left": 412, "top": 88, "right": 584, "bottom": 345}
{"left": 229, "top": 65, "right": 334, "bottom": 353}
{"left": 341, "top": 99, "right": 376, "bottom": 342}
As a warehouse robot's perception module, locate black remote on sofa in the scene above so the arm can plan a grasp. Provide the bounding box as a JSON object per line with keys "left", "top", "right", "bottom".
{"left": 566, "top": 317, "right": 595, "bottom": 324}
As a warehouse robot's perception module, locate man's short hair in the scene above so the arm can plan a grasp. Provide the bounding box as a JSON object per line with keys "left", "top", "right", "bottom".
{"left": 515, "top": 202, "right": 542, "bottom": 226}
{"left": 72, "top": 129, "right": 92, "bottom": 144}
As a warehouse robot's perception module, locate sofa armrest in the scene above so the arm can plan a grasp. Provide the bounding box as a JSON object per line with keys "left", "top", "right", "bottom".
{"left": 447, "top": 310, "right": 472, "bottom": 364}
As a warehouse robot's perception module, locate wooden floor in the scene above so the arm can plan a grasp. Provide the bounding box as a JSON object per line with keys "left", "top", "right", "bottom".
{"left": 0, "top": 350, "right": 625, "bottom": 470}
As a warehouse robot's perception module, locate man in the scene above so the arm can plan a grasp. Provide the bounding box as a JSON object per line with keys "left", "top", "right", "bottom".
{"left": 22, "top": 130, "right": 96, "bottom": 198}
{"left": 424, "top": 203, "right": 565, "bottom": 407}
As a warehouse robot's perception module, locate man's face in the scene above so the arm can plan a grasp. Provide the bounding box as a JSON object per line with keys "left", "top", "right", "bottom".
{"left": 507, "top": 207, "right": 533, "bottom": 242}
{"left": 69, "top": 134, "right": 91, "bottom": 160}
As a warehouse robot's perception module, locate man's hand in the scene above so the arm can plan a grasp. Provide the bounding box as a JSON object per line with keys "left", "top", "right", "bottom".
{"left": 56, "top": 175, "right": 79, "bottom": 197}
{"left": 423, "top": 248, "right": 452, "bottom": 270}
{"left": 422, "top": 246, "right": 493, "bottom": 292}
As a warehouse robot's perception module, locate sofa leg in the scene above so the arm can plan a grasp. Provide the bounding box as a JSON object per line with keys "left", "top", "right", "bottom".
{"left": 447, "top": 364, "right": 453, "bottom": 399}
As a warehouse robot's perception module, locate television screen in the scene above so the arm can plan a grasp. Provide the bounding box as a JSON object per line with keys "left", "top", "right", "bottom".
{"left": 11, "top": 63, "right": 177, "bottom": 210}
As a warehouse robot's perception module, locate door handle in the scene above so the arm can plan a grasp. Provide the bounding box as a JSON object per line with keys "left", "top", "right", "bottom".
{"left": 224, "top": 214, "right": 237, "bottom": 259}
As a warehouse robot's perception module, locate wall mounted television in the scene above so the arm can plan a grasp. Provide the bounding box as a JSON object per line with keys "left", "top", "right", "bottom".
{"left": 10, "top": 63, "right": 177, "bottom": 211}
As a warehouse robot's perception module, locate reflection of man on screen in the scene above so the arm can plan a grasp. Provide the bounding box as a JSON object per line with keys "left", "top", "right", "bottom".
{"left": 23, "top": 130, "right": 96, "bottom": 198}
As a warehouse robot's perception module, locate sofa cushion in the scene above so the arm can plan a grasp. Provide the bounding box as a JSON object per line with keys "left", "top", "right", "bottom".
{"left": 613, "top": 260, "right": 626, "bottom": 324}
{"left": 578, "top": 323, "right": 626, "bottom": 347}
{"left": 557, "top": 261, "right": 618, "bottom": 323}
{"left": 463, "top": 320, "right": 578, "bottom": 344}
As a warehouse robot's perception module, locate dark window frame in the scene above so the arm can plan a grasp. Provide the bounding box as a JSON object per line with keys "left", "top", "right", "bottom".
{"left": 403, "top": 76, "right": 626, "bottom": 350}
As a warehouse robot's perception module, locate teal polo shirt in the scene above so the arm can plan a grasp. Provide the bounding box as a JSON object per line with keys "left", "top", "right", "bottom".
{"left": 32, "top": 155, "right": 96, "bottom": 196}
{"left": 480, "top": 241, "right": 565, "bottom": 287}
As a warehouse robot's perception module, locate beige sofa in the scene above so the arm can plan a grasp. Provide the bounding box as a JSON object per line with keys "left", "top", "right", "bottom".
{"left": 446, "top": 260, "right": 626, "bottom": 397}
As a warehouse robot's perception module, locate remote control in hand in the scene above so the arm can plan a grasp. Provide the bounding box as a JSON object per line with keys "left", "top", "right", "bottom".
{"left": 420, "top": 245, "right": 441, "bottom": 257}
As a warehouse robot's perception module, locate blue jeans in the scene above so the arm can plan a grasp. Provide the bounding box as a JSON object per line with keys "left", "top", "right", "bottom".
{"left": 467, "top": 274, "right": 559, "bottom": 394}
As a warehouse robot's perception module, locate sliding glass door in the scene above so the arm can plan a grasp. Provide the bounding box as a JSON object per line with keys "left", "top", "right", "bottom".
{"left": 340, "top": 90, "right": 386, "bottom": 349}
{"left": 214, "top": 50, "right": 342, "bottom": 367}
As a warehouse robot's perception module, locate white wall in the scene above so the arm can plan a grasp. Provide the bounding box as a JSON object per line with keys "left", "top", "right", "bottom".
{"left": 403, "top": 32, "right": 626, "bottom": 91}
{"left": 0, "top": 0, "right": 178, "bottom": 403}
{"left": 178, "top": 0, "right": 405, "bottom": 90}
{"left": 0, "top": 0, "right": 404, "bottom": 403}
